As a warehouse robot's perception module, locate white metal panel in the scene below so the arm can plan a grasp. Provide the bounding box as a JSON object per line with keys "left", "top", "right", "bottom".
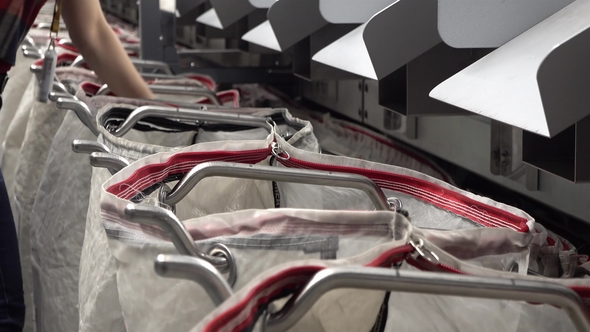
{"left": 312, "top": 23, "right": 377, "bottom": 79}
{"left": 438, "top": 0, "right": 574, "bottom": 48}
{"left": 241, "top": 21, "right": 281, "bottom": 51}
{"left": 249, "top": 0, "right": 277, "bottom": 8}
{"left": 196, "top": 8, "right": 223, "bottom": 29}
{"left": 313, "top": 0, "right": 439, "bottom": 80}
{"left": 209, "top": 0, "right": 256, "bottom": 28}
{"left": 268, "top": 0, "right": 327, "bottom": 51}
{"left": 319, "top": 0, "right": 396, "bottom": 23}
{"left": 430, "top": 0, "right": 590, "bottom": 137}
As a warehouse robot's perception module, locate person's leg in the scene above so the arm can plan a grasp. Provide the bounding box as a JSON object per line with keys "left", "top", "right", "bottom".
{"left": 0, "top": 163, "right": 25, "bottom": 331}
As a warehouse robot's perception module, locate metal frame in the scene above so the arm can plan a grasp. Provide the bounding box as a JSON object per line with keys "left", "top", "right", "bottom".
{"left": 102, "top": 0, "right": 590, "bottom": 223}
{"left": 266, "top": 266, "right": 590, "bottom": 332}
{"left": 163, "top": 161, "right": 393, "bottom": 210}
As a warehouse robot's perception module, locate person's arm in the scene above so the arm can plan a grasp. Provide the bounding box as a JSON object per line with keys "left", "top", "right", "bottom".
{"left": 61, "top": 0, "right": 155, "bottom": 99}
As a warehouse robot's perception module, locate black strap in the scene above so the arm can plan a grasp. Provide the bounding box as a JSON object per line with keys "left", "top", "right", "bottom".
{"left": 0, "top": 73, "right": 8, "bottom": 94}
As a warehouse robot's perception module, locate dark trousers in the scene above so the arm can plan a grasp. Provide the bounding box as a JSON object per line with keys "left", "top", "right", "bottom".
{"left": 0, "top": 95, "right": 25, "bottom": 331}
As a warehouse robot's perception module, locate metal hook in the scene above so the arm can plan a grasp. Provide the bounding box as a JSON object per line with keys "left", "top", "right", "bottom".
{"left": 89, "top": 152, "right": 130, "bottom": 175}
{"left": 49, "top": 92, "right": 72, "bottom": 102}
{"left": 154, "top": 254, "right": 233, "bottom": 306}
{"left": 207, "top": 243, "right": 237, "bottom": 287}
{"left": 71, "top": 140, "right": 111, "bottom": 154}
{"left": 123, "top": 204, "right": 229, "bottom": 271}
{"left": 55, "top": 98, "right": 100, "bottom": 136}
{"left": 22, "top": 45, "right": 43, "bottom": 59}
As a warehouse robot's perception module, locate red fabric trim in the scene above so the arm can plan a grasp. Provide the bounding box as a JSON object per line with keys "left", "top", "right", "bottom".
{"left": 80, "top": 81, "right": 101, "bottom": 96}
{"left": 206, "top": 245, "right": 413, "bottom": 332}
{"left": 107, "top": 146, "right": 528, "bottom": 232}
{"left": 106, "top": 148, "right": 272, "bottom": 197}
{"left": 196, "top": 89, "right": 240, "bottom": 107}
{"left": 279, "top": 158, "right": 530, "bottom": 232}
{"left": 561, "top": 239, "right": 570, "bottom": 251}
{"left": 186, "top": 74, "right": 216, "bottom": 91}
{"left": 55, "top": 39, "right": 79, "bottom": 53}
{"left": 0, "top": 61, "right": 11, "bottom": 73}
{"left": 32, "top": 52, "right": 80, "bottom": 67}
{"left": 570, "top": 286, "right": 590, "bottom": 299}
{"left": 547, "top": 236, "right": 556, "bottom": 246}
{"left": 25, "top": 1, "right": 46, "bottom": 26}
{"left": 340, "top": 124, "right": 452, "bottom": 183}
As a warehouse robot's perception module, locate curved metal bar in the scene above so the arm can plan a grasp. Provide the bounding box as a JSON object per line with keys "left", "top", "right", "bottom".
{"left": 148, "top": 85, "right": 221, "bottom": 105}
{"left": 30, "top": 64, "right": 42, "bottom": 73}
{"left": 52, "top": 81, "right": 70, "bottom": 95}
{"left": 112, "top": 105, "right": 271, "bottom": 137}
{"left": 55, "top": 98, "right": 100, "bottom": 136}
{"left": 123, "top": 204, "right": 227, "bottom": 269}
{"left": 89, "top": 152, "right": 130, "bottom": 175}
{"left": 154, "top": 254, "right": 233, "bottom": 306}
{"left": 23, "top": 35, "right": 37, "bottom": 48}
{"left": 71, "top": 55, "right": 86, "bottom": 68}
{"left": 130, "top": 58, "right": 174, "bottom": 75}
{"left": 21, "top": 45, "right": 43, "bottom": 59}
{"left": 23, "top": 49, "right": 44, "bottom": 60}
{"left": 59, "top": 79, "right": 82, "bottom": 95}
{"left": 96, "top": 84, "right": 221, "bottom": 105}
{"left": 162, "top": 161, "right": 391, "bottom": 211}
{"left": 49, "top": 92, "right": 73, "bottom": 102}
{"left": 95, "top": 84, "right": 110, "bottom": 96}
{"left": 266, "top": 267, "right": 590, "bottom": 332}
{"left": 71, "top": 140, "right": 111, "bottom": 154}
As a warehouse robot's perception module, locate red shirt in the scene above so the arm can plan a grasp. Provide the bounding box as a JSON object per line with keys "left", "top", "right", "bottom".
{"left": 0, "top": 0, "right": 47, "bottom": 73}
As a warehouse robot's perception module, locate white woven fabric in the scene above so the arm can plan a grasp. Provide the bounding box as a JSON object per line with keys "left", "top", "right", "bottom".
{"left": 80, "top": 105, "right": 318, "bottom": 331}
{"left": 96, "top": 134, "right": 539, "bottom": 331}
{"left": 100, "top": 209, "right": 413, "bottom": 332}
{"left": 191, "top": 224, "right": 583, "bottom": 332}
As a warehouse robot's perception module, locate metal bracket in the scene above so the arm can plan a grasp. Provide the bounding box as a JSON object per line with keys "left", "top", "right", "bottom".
{"left": 490, "top": 120, "right": 514, "bottom": 176}
{"left": 523, "top": 114, "right": 590, "bottom": 183}
{"left": 139, "top": 0, "right": 179, "bottom": 64}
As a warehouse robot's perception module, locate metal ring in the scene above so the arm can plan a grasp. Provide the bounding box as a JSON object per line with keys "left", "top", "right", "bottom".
{"left": 208, "top": 243, "right": 237, "bottom": 287}
{"left": 387, "top": 197, "right": 403, "bottom": 211}
{"left": 271, "top": 142, "right": 290, "bottom": 161}
{"left": 158, "top": 184, "right": 176, "bottom": 214}
{"left": 409, "top": 238, "right": 440, "bottom": 265}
